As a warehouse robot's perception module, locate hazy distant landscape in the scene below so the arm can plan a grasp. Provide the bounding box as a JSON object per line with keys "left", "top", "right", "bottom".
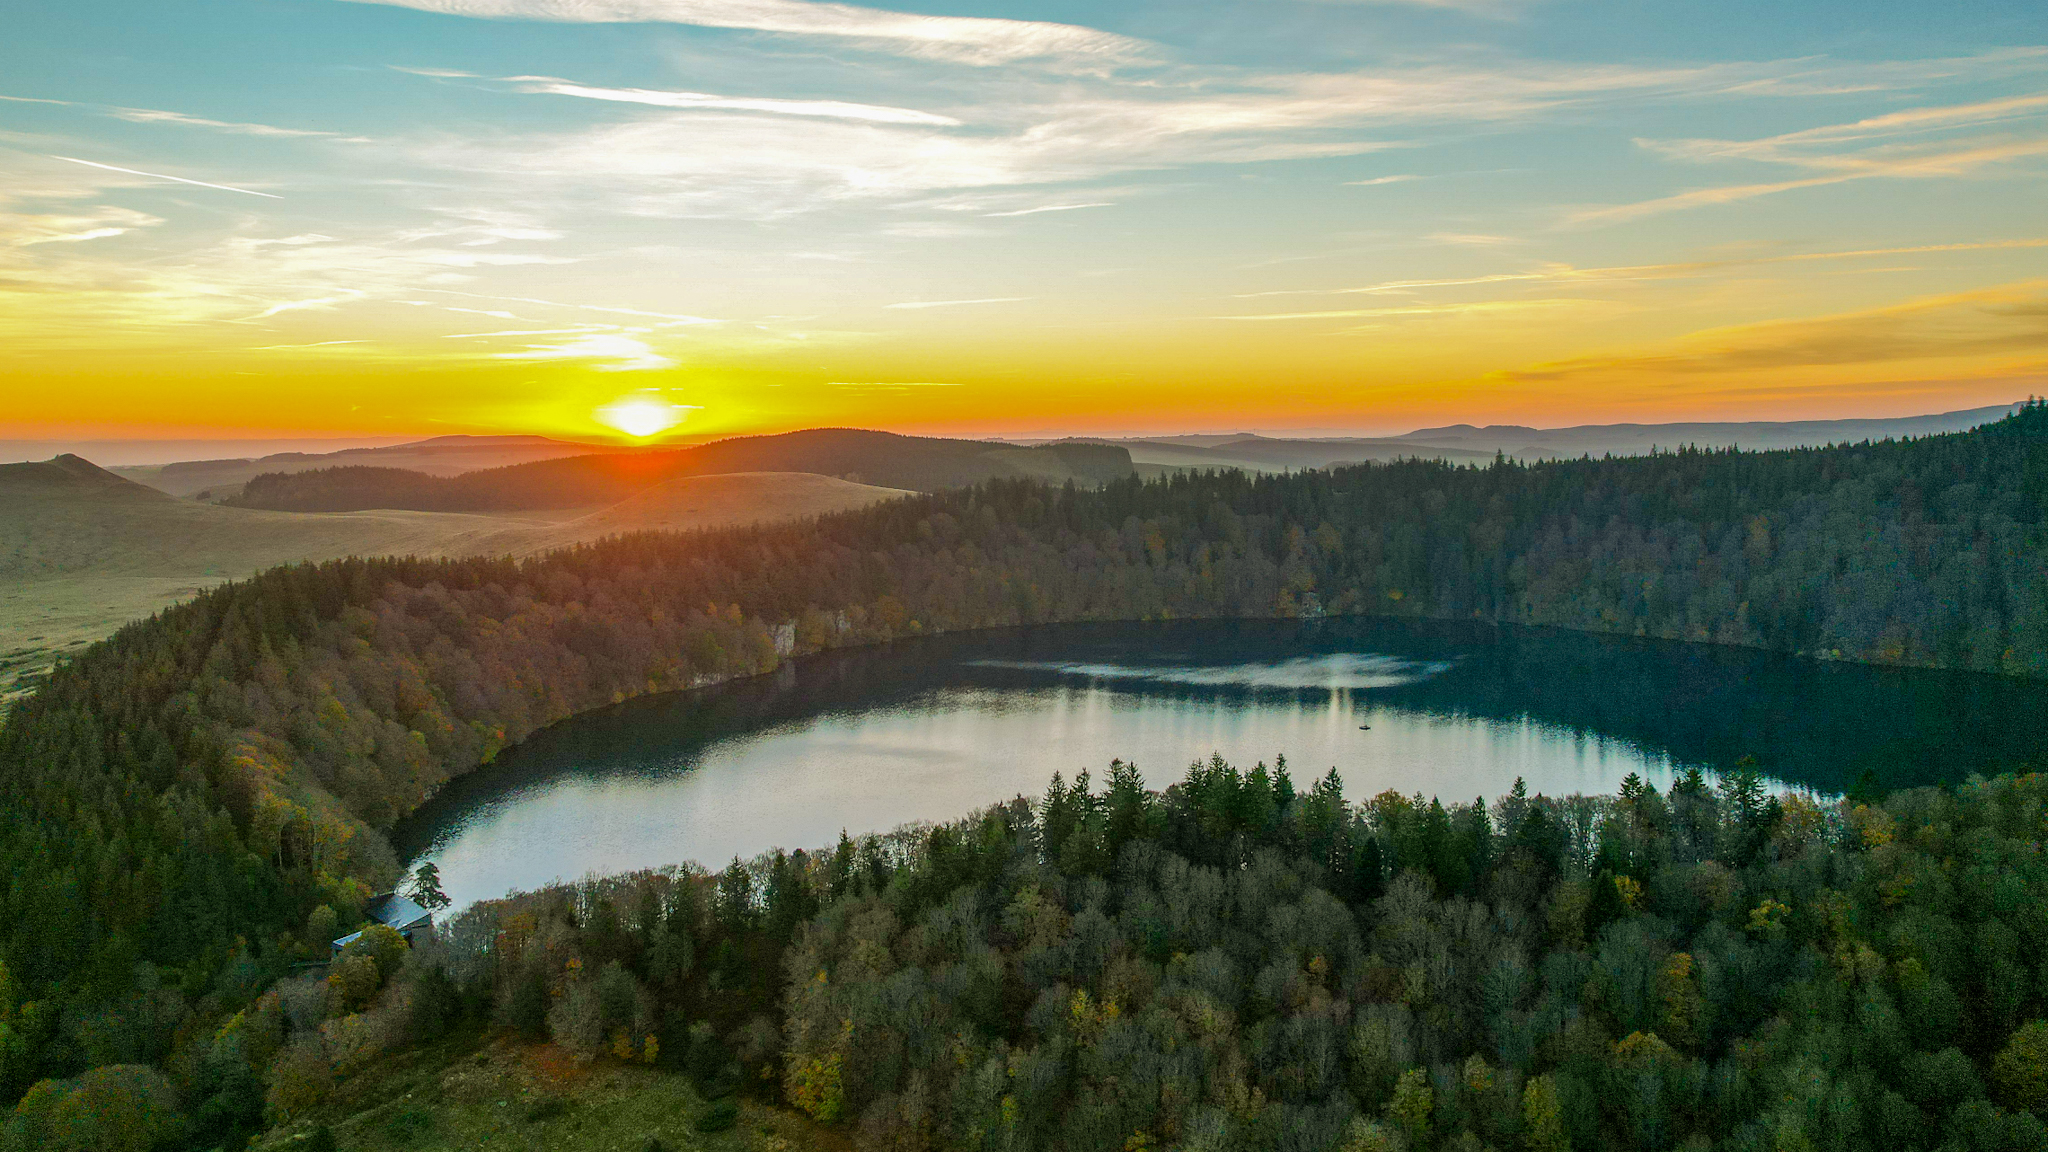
{"left": 6, "top": 403, "right": 2020, "bottom": 704}
{"left": 1040, "top": 401, "right": 2031, "bottom": 475}
{"left": 0, "top": 454, "right": 908, "bottom": 701}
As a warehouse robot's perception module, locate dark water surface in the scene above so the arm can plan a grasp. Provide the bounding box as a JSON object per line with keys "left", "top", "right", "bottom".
{"left": 394, "top": 619, "right": 2048, "bottom": 910}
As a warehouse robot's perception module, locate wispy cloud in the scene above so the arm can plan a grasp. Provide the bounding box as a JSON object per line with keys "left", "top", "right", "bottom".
{"left": 246, "top": 290, "right": 369, "bottom": 319}
{"left": 1236, "top": 238, "right": 2048, "bottom": 298}
{"left": 1346, "top": 174, "right": 1420, "bottom": 186}
{"left": 884, "top": 297, "right": 1028, "bottom": 309}
{"left": 491, "top": 332, "right": 675, "bottom": 369}
{"left": 50, "top": 156, "right": 283, "bottom": 198}
{"left": 337, "top": 0, "right": 1151, "bottom": 67}
{"left": 105, "top": 107, "right": 368, "bottom": 141}
{"left": 1, "top": 205, "right": 162, "bottom": 247}
{"left": 1427, "top": 232, "right": 1518, "bottom": 246}
{"left": 0, "top": 211, "right": 599, "bottom": 352}
{"left": 497, "top": 75, "right": 962, "bottom": 125}
{"left": 1576, "top": 139, "right": 2048, "bottom": 224}
{"left": 827, "top": 380, "right": 962, "bottom": 387}
{"left": 1580, "top": 93, "right": 2048, "bottom": 223}
{"left": 1641, "top": 93, "right": 2048, "bottom": 164}
{"left": 1302, "top": 0, "right": 1532, "bottom": 13}
{"left": 1502, "top": 281, "right": 2048, "bottom": 381}
{"left": 385, "top": 49, "right": 2048, "bottom": 222}
{"left": 4, "top": 93, "right": 365, "bottom": 139}
{"left": 417, "top": 287, "right": 720, "bottom": 324}
{"left": 1217, "top": 299, "right": 1595, "bottom": 321}
{"left": 982, "top": 202, "right": 1113, "bottom": 217}
{"left": 444, "top": 325, "right": 610, "bottom": 337}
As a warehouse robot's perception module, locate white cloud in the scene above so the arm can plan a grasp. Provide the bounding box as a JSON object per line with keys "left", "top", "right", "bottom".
{"left": 1299, "top": 0, "right": 1531, "bottom": 13}
{"left": 105, "top": 107, "right": 366, "bottom": 141}
{"left": 337, "top": 0, "right": 1150, "bottom": 67}
{"left": 1577, "top": 92, "right": 2048, "bottom": 224}
{"left": 50, "top": 156, "right": 283, "bottom": 198}
{"left": 444, "top": 325, "right": 607, "bottom": 337}
{"left": 247, "top": 290, "right": 370, "bottom": 319}
{"left": 1637, "top": 93, "right": 2048, "bottom": 169}
{"left": 1, "top": 205, "right": 162, "bottom": 247}
{"left": 500, "top": 75, "right": 961, "bottom": 125}
{"left": 417, "top": 287, "right": 721, "bottom": 324}
{"left": 1580, "top": 139, "right": 2048, "bottom": 225}
{"left": 0, "top": 203, "right": 598, "bottom": 351}
{"left": 982, "top": 202, "right": 1113, "bottom": 217}
{"left": 394, "top": 54, "right": 2046, "bottom": 222}
{"left": 492, "top": 331, "right": 675, "bottom": 369}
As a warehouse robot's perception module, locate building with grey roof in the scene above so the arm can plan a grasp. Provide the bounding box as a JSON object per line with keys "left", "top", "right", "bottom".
{"left": 331, "top": 891, "right": 434, "bottom": 956}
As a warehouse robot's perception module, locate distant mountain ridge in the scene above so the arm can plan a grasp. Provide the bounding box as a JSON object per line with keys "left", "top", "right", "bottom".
{"left": 1036, "top": 401, "right": 2029, "bottom": 474}
{"left": 1401, "top": 402, "right": 2029, "bottom": 456}
{"left": 228, "top": 428, "right": 1133, "bottom": 512}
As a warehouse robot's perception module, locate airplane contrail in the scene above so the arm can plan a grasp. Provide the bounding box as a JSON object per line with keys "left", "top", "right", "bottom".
{"left": 51, "top": 155, "right": 282, "bottom": 198}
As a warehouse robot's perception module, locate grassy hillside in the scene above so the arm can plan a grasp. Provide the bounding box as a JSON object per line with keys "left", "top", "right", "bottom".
{"left": 249, "top": 1031, "right": 837, "bottom": 1152}
{"left": 229, "top": 428, "right": 1133, "bottom": 512}
{"left": 0, "top": 464, "right": 906, "bottom": 700}
{"left": 115, "top": 435, "right": 621, "bottom": 500}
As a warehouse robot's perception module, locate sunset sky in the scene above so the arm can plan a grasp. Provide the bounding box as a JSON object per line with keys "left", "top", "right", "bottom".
{"left": 3, "top": 0, "right": 2046, "bottom": 443}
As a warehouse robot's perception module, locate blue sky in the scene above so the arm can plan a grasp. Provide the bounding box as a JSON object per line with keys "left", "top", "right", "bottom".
{"left": 2, "top": 0, "right": 2045, "bottom": 439}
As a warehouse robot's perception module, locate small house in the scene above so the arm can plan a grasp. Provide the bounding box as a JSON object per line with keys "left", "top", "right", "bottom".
{"left": 331, "top": 891, "right": 434, "bottom": 957}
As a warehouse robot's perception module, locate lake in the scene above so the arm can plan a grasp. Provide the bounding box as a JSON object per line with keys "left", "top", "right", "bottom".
{"left": 393, "top": 618, "right": 2048, "bottom": 910}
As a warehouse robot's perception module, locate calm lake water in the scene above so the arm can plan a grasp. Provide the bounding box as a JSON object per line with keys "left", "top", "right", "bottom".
{"left": 393, "top": 619, "right": 2048, "bottom": 910}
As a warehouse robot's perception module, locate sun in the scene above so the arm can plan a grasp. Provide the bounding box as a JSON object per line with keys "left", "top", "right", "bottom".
{"left": 595, "top": 395, "right": 688, "bottom": 439}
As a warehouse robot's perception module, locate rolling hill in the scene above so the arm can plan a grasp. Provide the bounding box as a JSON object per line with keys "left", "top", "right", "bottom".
{"left": 0, "top": 459, "right": 908, "bottom": 702}
{"left": 113, "top": 433, "right": 624, "bottom": 499}
{"left": 227, "top": 428, "right": 1133, "bottom": 512}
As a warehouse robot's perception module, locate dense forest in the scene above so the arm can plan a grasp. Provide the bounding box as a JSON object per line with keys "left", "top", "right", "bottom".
{"left": 225, "top": 429, "right": 1134, "bottom": 511}
{"left": 415, "top": 760, "right": 2048, "bottom": 1152}
{"left": 2, "top": 401, "right": 2046, "bottom": 1146}
{"left": 18, "top": 758, "right": 2048, "bottom": 1151}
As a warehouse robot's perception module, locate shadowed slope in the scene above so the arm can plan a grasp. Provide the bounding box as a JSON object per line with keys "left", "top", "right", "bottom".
{"left": 229, "top": 428, "right": 1133, "bottom": 511}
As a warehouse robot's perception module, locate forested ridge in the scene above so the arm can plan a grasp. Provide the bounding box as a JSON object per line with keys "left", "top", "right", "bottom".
{"left": 2, "top": 401, "right": 2046, "bottom": 1146}
{"left": 225, "top": 429, "right": 1133, "bottom": 511}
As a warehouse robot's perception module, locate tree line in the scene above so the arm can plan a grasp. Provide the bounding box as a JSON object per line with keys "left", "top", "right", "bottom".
{"left": 0, "top": 401, "right": 2043, "bottom": 1143}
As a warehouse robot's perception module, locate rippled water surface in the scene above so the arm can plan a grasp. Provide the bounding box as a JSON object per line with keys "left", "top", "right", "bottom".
{"left": 394, "top": 619, "right": 2048, "bottom": 909}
